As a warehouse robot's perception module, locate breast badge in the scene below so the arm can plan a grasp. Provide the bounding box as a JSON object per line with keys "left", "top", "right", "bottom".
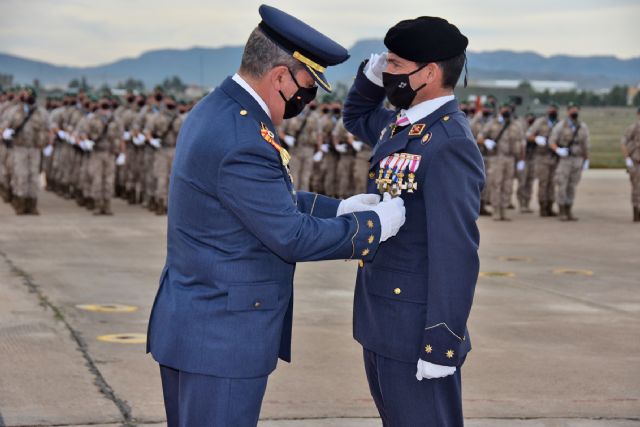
{"left": 375, "top": 153, "right": 422, "bottom": 197}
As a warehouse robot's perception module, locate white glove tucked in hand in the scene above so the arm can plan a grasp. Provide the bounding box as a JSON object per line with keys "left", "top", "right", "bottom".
{"left": 337, "top": 193, "right": 380, "bottom": 216}
{"left": 133, "top": 134, "right": 146, "bottom": 146}
{"left": 582, "top": 159, "right": 590, "bottom": 171}
{"left": 352, "top": 140, "right": 364, "bottom": 152}
{"left": 320, "top": 144, "right": 330, "bottom": 153}
{"left": 283, "top": 135, "right": 296, "bottom": 147}
{"left": 534, "top": 135, "right": 547, "bottom": 146}
{"left": 370, "top": 193, "right": 406, "bottom": 242}
{"left": 116, "top": 153, "right": 126, "bottom": 166}
{"left": 149, "top": 138, "right": 162, "bottom": 149}
{"left": 84, "top": 139, "right": 95, "bottom": 151}
{"left": 42, "top": 145, "right": 54, "bottom": 157}
{"left": 123, "top": 131, "right": 131, "bottom": 141}
{"left": 335, "top": 144, "right": 348, "bottom": 154}
{"left": 516, "top": 160, "right": 526, "bottom": 171}
{"left": 57, "top": 130, "right": 68, "bottom": 140}
{"left": 416, "top": 359, "right": 456, "bottom": 381}
{"left": 483, "top": 138, "right": 496, "bottom": 151}
{"left": 363, "top": 52, "right": 388, "bottom": 87}
{"left": 2, "top": 128, "right": 15, "bottom": 140}
{"left": 625, "top": 157, "right": 634, "bottom": 169}
{"left": 313, "top": 151, "right": 324, "bottom": 163}
{"left": 555, "top": 147, "right": 569, "bottom": 157}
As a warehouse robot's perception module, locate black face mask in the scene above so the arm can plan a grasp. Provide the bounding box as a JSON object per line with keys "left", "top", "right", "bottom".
{"left": 166, "top": 104, "right": 176, "bottom": 110}
{"left": 501, "top": 111, "right": 511, "bottom": 119}
{"left": 279, "top": 68, "right": 318, "bottom": 119}
{"left": 309, "top": 105, "right": 317, "bottom": 111}
{"left": 155, "top": 94, "right": 163, "bottom": 102}
{"left": 482, "top": 111, "right": 492, "bottom": 118}
{"left": 548, "top": 111, "right": 558, "bottom": 121}
{"left": 137, "top": 100, "right": 145, "bottom": 107}
{"left": 322, "top": 108, "right": 330, "bottom": 114}
{"left": 382, "top": 63, "right": 427, "bottom": 109}
{"left": 333, "top": 108, "right": 341, "bottom": 115}
{"left": 127, "top": 96, "right": 135, "bottom": 103}
{"left": 100, "top": 103, "right": 110, "bottom": 110}
{"left": 570, "top": 112, "right": 579, "bottom": 120}
{"left": 23, "top": 96, "right": 36, "bottom": 105}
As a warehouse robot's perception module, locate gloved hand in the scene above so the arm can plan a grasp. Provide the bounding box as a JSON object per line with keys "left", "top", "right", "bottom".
{"left": 352, "top": 141, "right": 364, "bottom": 152}
{"left": 116, "top": 153, "right": 126, "bottom": 166}
{"left": 82, "top": 139, "right": 95, "bottom": 151}
{"left": 320, "top": 144, "right": 330, "bottom": 153}
{"left": 123, "top": 131, "right": 131, "bottom": 141}
{"left": 555, "top": 147, "right": 569, "bottom": 157}
{"left": 335, "top": 144, "right": 348, "bottom": 154}
{"left": 483, "top": 139, "right": 496, "bottom": 151}
{"left": 149, "top": 138, "right": 162, "bottom": 149}
{"left": 42, "top": 145, "right": 54, "bottom": 157}
{"left": 370, "top": 193, "right": 406, "bottom": 242}
{"left": 337, "top": 193, "right": 381, "bottom": 216}
{"left": 625, "top": 157, "right": 634, "bottom": 169}
{"left": 283, "top": 135, "right": 296, "bottom": 147}
{"left": 133, "top": 134, "right": 146, "bottom": 146}
{"left": 534, "top": 135, "right": 547, "bottom": 146}
{"left": 57, "top": 130, "right": 67, "bottom": 140}
{"left": 516, "top": 160, "right": 526, "bottom": 171}
{"left": 582, "top": 159, "right": 590, "bottom": 171}
{"left": 416, "top": 359, "right": 456, "bottom": 381}
{"left": 2, "top": 128, "right": 15, "bottom": 140}
{"left": 313, "top": 151, "right": 324, "bottom": 163}
{"left": 364, "top": 52, "right": 388, "bottom": 87}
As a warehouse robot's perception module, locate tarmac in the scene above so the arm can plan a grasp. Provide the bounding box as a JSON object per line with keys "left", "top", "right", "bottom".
{"left": 0, "top": 169, "right": 638, "bottom": 427}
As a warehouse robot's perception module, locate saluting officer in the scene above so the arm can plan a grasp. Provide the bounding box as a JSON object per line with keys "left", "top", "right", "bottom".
{"left": 344, "top": 16, "right": 484, "bottom": 427}
{"left": 146, "top": 5, "right": 406, "bottom": 426}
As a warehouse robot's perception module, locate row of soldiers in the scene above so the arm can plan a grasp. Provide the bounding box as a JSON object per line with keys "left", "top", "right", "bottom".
{"left": 0, "top": 86, "right": 190, "bottom": 215}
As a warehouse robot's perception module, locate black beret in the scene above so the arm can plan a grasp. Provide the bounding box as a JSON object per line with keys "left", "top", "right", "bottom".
{"left": 384, "top": 16, "right": 468, "bottom": 63}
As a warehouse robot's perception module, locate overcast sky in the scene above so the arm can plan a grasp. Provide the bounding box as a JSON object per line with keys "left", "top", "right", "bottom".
{"left": 1, "top": 0, "right": 638, "bottom": 66}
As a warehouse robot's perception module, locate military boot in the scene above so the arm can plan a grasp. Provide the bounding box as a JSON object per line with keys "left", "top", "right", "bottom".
{"left": 566, "top": 204, "right": 578, "bottom": 221}
{"left": 148, "top": 196, "right": 157, "bottom": 212}
{"left": 0, "top": 186, "right": 11, "bottom": 203}
{"left": 558, "top": 205, "right": 568, "bottom": 221}
{"left": 479, "top": 200, "right": 491, "bottom": 216}
{"left": 13, "top": 197, "right": 27, "bottom": 215}
{"left": 102, "top": 199, "right": 114, "bottom": 216}
{"left": 539, "top": 202, "right": 548, "bottom": 217}
{"left": 85, "top": 198, "right": 95, "bottom": 211}
{"left": 500, "top": 207, "right": 512, "bottom": 221}
{"left": 520, "top": 199, "right": 533, "bottom": 214}
{"left": 634, "top": 206, "right": 640, "bottom": 222}
{"left": 27, "top": 198, "right": 40, "bottom": 215}
{"left": 548, "top": 203, "right": 558, "bottom": 217}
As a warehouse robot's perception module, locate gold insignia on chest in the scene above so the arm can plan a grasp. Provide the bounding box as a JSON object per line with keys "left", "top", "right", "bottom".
{"left": 421, "top": 132, "right": 432, "bottom": 145}
{"left": 408, "top": 124, "right": 425, "bottom": 136}
{"left": 374, "top": 152, "right": 422, "bottom": 197}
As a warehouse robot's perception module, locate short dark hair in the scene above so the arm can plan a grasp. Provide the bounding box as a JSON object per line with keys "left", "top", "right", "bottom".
{"left": 437, "top": 52, "right": 466, "bottom": 89}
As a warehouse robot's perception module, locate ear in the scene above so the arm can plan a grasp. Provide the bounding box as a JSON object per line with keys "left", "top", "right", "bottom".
{"left": 425, "top": 63, "right": 439, "bottom": 85}
{"left": 269, "top": 66, "right": 289, "bottom": 92}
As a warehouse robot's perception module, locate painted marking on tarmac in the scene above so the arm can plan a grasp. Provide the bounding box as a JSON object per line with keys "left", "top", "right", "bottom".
{"left": 479, "top": 271, "right": 516, "bottom": 278}
{"left": 97, "top": 333, "right": 147, "bottom": 344}
{"left": 76, "top": 304, "right": 138, "bottom": 313}
{"left": 552, "top": 268, "right": 594, "bottom": 276}
{"left": 497, "top": 256, "right": 532, "bottom": 262}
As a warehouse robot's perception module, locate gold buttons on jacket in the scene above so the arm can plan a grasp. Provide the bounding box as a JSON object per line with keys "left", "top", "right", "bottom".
{"left": 254, "top": 301, "right": 262, "bottom": 309}
{"left": 446, "top": 349, "right": 455, "bottom": 359}
{"left": 368, "top": 235, "right": 375, "bottom": 244}
{"left": 443, "top": 115, "right": 450, "bottom": 121}
{"left": 361, "top": 248, "right": 370, "bottom": 257}
{"left": 369, "top": 171, "right": 375, "bottom": 179}
{"left": 425, "top": 345, "right": 433, "bottom": 354}
{"left": 240, "top": 110, "right": 248, "bottom": 116}
{"left": 367, "top": 219, "right": 374, "bottom": 229}
{"left": 393, "top": 287, "right": 401, "bottom": 295}
{"left": 359, "top": 260, "right": 364, "bottom": 268}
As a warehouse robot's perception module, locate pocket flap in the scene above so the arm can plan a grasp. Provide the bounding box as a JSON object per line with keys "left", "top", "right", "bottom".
{"left": 227, "top": 283, "right": 279, "bottom": 312}
{"left": 365, "top": 266, "right": 428, "bottom": 304}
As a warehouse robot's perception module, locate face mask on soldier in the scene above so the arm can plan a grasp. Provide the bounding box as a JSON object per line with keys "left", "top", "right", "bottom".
{"left": 279, "top": 68, "right": 317, "bottom": 120}
{"left": 548, "top": 111, "right": 558, "bottom": 121}
{"left": 570, "top": 112, "right": 579, "bottom": 120}
{"left": 382, "top": 63, "right": 428, "bottom": 109}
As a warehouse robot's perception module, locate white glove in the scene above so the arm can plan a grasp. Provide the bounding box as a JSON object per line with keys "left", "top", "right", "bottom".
{"left": 582, "top": 159, "right": 590, "bottom": 171}
{"left": 625, "top": 157, "right": 634, "bottom": 169}
{"left": 370, "top": 193, "right": 406, "bottom": 242}
{"left": 57, "top": 130, "right": 67, "bottom": 140}
{"left": 42, "top": 145, "right": 54, "bottom": 157}
{"left": 133, "top": 134, "right": 146, "bottom": 146}
{"left": 335, "top": 144, "right": 348, "bottom": 153}
{"left": 66, "top": 134, "right": 76, "bottom": 144}
{"left": 2, "top": 128, "right": 15, "bottom": 140}
{"left": 416, "top": 359, "right": 456, "bottom": 381}
{"left": 337, "top": 193, "right": 381, "bottom": 216}
{"left": 150, "top": 138, "right": 162, "bottom": 149}
{"left": 116, "top": 153, "right": 126, "bottom": 166}
{"left": 534, "top": 135, "right": 547, "bottom": 146}
{"left": 352, "top": 140, "right": 364, "bottom": 152}
{"left": 83, "top": 139, "right": 95, "bottom": 151}
{"left": 516, "top": 160, "right": 526, "bottom": 171}
{"left": 313, "top": 151, "right": 324, "bottom": 163}
{"left": 320, "top": 143, "right": 330, "bottom": 153}
{"left": 283, "top": 135, "right": 296, "bottom": 147}
{"left": 123, "top": 131, "right": 131, "bottom": 141}
{"left": 364, "top": 52, "right": 388, "bottom": 87}
{"left": 483, "top": 139, "right": 496, "bottom": 151}
{"left": 555, "top": 147, "right": 569, "bottom": 157}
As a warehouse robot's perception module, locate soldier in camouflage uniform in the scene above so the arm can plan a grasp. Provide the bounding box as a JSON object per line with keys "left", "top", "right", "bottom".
{"left": 0, "top": 87, "right": 49, "bottom": 215}
{"left": 352, "top": 135, "right": 372, "bottom": 195}
{"left": 289, "top": 103, "right": 321, "bottom": 192}
{"left": 333, "top": 116, "right": 356, "bottom": 199}
{"left": 526, "top": 104, "right": 560, "bottom": 217}
{"left": 621, "top": 107, "right": 640, "bottom": 222}
{"left": 127, "top": 95, "right": 148, "bottom": 204}
{"left": 0, "top": 89, "right": 19, "bottom": 203}
{"left": 318, "top": 103, "right": 341, "bottom": 197}
{"left": 138, "top": 92, "right": 162, "bottom": 210}
{"left": 516, "top": 113, "right": 536, "bottom": 213}
{"left": 478, "top": 103, "right": 525, "bottom": 221}
{"left": 549, "top": 103, "right": 590, "bottom": 221}
{"left": 470, "top": 104, "right": 494, "bottom": 216}
{"left": 145, "top": 95, "right": 183, "bottom": 215}
{"left": 309, "top": 104, "right": 331, "bottom": 194}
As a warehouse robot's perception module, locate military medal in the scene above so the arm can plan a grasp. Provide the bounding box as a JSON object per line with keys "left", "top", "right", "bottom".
{"left": 375, "top": 156, "right": 393, "bottom": 193}
{"left": 261, "top": 122, "right": 294, "bottom": 185}
{"left": 407, "top": 155, "right": 421, "bottom": 193}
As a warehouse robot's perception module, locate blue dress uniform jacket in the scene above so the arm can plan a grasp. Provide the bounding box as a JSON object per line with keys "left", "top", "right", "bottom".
{"left": 344, "top": 62, "right": 484, "bottom": 367}
{"left": 147, "top": 76, "right": 382, "bottom": 379}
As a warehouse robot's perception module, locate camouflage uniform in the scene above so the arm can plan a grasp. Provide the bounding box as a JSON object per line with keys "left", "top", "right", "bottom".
{"left": 516, "top": 118, "right": 536, "bottom": 213}
{"left": 549, "top": 118, "right": 590, "bottom": 220}
{"left": 318, "top": 113, "right": 339, "bottom": 197}
{"left": 118, "top": 105, "right": 140, "bottom": 203}
{"left": 145, "top": 108, "right": 183, "bottom": 214}
{"left": 353, "top": 140, "right": 372, "bottom": 195}
{"left": 479, "top": 117, "right": 524, "bottom": 220}
{"left": 470, "top": 113, "right": 492, "bottom": 215}
{"left": 527, "top": 116, "right": 559, "bottom": 216}
{"left": 621, "top": 119, "right": 640, "bottom": 221}
{"left": 0, "top": 98, "right": 19, "bottom": 202}
{"left": 333, "top": 117, "right": 356, "bottom": 198}
{"left": 0, "top": 103, "right": 49, "bottom": 214}
{"left": 138, "top": 106, "right": 160, "bottom": 208}
{"left": 47, "top": 105, "right": 67, "bottom": 191}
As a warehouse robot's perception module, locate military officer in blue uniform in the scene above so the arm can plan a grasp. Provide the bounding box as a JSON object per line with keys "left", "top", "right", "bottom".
{"left": 344, "top": 17, "right": 485, "bottom": 426}
{"left": 146, "top": 5, "right": 406, "bottom": 426}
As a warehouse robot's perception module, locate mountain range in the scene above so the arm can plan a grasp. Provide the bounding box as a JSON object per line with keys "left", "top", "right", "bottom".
{"left": 1, "top": 39, "right": 638, "bottom": 91}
